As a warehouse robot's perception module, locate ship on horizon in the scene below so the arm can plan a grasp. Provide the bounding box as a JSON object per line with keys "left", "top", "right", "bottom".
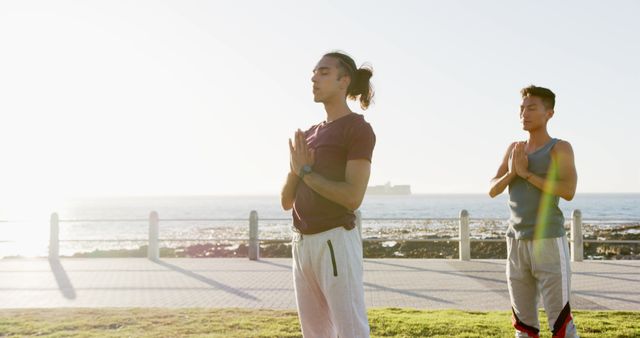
{"left": 366, "top": 182, "right": 411, "bottom": 195}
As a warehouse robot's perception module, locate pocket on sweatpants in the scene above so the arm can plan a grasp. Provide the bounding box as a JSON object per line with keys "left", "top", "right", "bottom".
{"left": 327, "top": 239, "right": 338, "bottom": 277}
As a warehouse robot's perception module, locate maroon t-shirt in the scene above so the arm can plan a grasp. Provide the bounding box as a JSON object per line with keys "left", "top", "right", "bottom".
{"left": 293, "top": 113, "right": 376, "bottom": 234}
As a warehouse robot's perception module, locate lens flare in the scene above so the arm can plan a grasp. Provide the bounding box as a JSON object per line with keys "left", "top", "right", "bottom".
{"left": 534, "top": 156, "right": 560, "bottom": 256}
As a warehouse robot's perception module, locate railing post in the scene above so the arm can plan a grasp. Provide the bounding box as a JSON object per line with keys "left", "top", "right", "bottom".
{"left": 459, "top": 209, "right": 470, "bottom": 261}
{"left": 571, "top": 209, "right": 583, "bottom": 262}
{"left": 249, "top": 210, "right": 259, "bottom": 260}
{"left": 148, "top": 211, "right": 159, "bottom": 260}
{"left": 355, "top": 210, "right": 362, "bottom": 240}
{"left": 49, "top": 213, "right": 59, "bottom": 259}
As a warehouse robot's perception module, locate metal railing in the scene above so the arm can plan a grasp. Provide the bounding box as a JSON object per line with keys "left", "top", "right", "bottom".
{"left": 32, "top": 208, "right": 639, "bottom": 262}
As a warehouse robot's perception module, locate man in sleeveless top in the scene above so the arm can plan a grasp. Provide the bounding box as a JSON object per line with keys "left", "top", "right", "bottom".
{"left": 281, "top": 51, "right": 375, "bottom": 338}
{"left": 489, "top": 85, "right": 579, "bottom": 338}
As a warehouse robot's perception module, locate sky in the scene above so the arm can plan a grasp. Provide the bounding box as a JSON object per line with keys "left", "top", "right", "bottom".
{"left": 1, "top": 0, "right": 639, "bottom": 205}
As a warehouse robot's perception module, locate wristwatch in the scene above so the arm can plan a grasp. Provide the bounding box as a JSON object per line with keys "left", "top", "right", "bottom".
{"left": 299, "top": 165, "right": 313, "bottom": 179}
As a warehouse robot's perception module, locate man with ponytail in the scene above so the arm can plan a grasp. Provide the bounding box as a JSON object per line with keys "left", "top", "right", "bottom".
{"left": 489, "top": 85, "right": 579, "bottom": 338}
{"left": 280, "top": 51, "right": 375, "bottom": 337}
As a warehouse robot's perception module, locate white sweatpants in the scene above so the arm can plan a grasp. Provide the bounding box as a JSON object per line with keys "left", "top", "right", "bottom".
{"left": 292, "top": 226, "right": 370, "bottom": 338}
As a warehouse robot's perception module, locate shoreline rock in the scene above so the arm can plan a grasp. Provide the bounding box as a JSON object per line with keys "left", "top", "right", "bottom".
{"left": 3, "top": 225, "right": 638, "bottom": 260}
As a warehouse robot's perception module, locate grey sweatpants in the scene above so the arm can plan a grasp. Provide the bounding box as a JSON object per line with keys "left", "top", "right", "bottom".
{"left": 506, "top": 236, "right": 579, "bottom": 338}
{"left": 292, "top": 226, "right": 370, "bottom": 338}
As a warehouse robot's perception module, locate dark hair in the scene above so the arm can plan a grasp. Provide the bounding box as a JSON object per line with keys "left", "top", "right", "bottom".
{"left": 521, "top": 85, "right": 555, "bottom": 110}
{"left": 324, "top": 51, "right": 374, "bottom": 110}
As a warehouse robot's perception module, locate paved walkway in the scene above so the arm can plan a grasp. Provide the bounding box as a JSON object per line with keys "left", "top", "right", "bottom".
{"left": 1, "top": 258, "right": 639, "bottom": 310}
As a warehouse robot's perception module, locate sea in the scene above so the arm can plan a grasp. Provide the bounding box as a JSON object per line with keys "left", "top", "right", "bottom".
{"left": 1, "top": 194, "right": 638, "bottom": 258}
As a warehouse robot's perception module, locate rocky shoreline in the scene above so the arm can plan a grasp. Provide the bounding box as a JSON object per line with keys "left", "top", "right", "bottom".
{"left": 60, "top": 224, "right": 640, "bottom": 260}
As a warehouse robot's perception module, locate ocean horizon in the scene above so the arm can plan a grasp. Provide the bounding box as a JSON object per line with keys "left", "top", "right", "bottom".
{"left": 3, "top": 192, "right": 639, "bottom": 219}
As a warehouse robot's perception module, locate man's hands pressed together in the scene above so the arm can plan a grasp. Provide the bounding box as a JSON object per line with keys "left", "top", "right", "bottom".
{"left": 289, "top": 129, "right": 315, "bottom": 177}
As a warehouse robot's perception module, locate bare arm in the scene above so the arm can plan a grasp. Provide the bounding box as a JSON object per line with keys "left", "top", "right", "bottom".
{"left": 280, "top": 172, "right": 299, "bottom": 211}
{"left": 288, "top": 128, "right": 371, "bottom": 211}
{"left": 301, "top": 159, "right": 371, "bottom": 211}
{"left": 489, "top": 142, "right": 518, "bottom": 198}
{"left": 520, "top": 140, "right": 577, "bottom": 201}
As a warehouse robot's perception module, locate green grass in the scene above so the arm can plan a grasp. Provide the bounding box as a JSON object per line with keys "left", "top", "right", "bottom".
{"left": 0, "top": 308, "right": 638, "bottom": 337}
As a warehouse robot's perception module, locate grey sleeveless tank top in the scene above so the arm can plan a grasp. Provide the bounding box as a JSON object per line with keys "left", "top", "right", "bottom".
{"left": 507, "top": 138, "right": 565, "bottom": 239}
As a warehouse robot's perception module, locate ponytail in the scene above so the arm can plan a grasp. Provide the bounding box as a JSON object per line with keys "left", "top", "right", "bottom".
{"left": 348, "top": 66, "right": 374, "bottom": 110}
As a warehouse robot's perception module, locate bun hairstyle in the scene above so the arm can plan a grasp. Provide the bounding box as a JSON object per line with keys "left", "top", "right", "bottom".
{"left": 324, "top": 51, "right": 374, "bottom": 110}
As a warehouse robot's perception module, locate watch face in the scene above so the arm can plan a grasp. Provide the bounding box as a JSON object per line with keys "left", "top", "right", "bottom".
{"left": 303, "top": 165, "right": 312, "bottom": 173}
